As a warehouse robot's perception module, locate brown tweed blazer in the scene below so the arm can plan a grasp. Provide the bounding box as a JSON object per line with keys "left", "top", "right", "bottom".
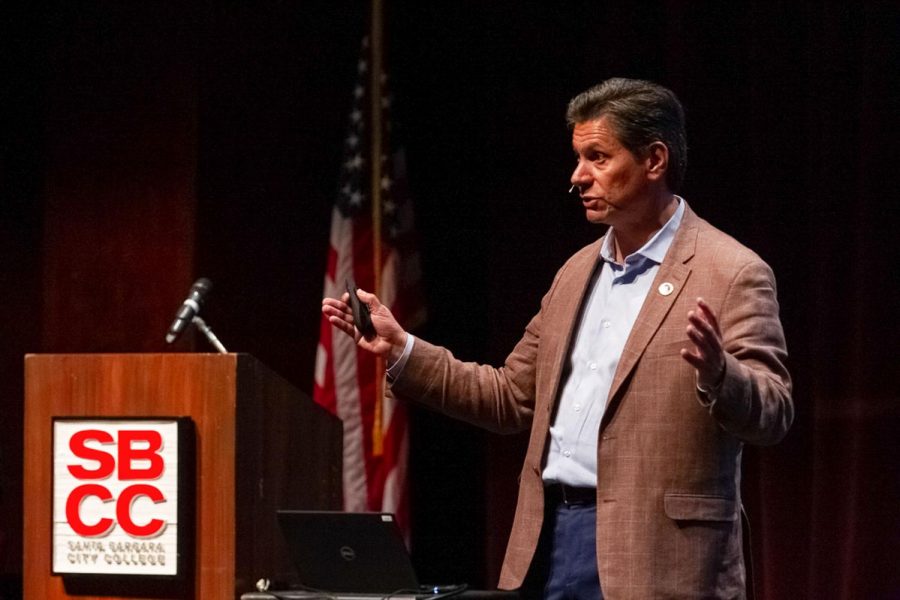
{"left": 390, "top": 203, "right": 793, "bottom": 599}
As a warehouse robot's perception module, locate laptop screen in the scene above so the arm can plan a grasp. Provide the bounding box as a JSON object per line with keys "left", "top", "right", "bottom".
{"left": 277, "top": 510, "right": 420, "bottom": 595}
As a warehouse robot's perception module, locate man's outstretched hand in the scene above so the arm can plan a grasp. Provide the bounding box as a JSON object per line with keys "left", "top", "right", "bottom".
{"left": 680, "top": 297, "right": 727, "bottom": 392}
{"left": 322, "top": 288, "right": 408, "bottom": 362}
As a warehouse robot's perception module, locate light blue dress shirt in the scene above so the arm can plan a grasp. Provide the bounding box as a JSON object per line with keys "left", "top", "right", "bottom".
{"left": 542, "top": 199, "right": 685, "bottom": 487}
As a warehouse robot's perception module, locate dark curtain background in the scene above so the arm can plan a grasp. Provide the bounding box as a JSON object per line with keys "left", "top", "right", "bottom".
{"left": 1, "top": 2, "right": 898, "bottom": 598}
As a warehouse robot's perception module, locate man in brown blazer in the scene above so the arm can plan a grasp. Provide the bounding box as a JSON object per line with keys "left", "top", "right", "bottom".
{"left": 323, "top": 78, "right": 793, "bottom": 599}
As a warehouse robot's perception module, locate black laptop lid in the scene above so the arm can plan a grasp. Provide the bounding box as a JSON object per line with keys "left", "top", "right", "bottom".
{"left": 277, "top": 510, "right": 420, "bottom": 594}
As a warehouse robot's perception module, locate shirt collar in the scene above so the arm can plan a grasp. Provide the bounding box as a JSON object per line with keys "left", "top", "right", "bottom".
{"left": 600, "top": 196, "right": 685, "bottom": 266}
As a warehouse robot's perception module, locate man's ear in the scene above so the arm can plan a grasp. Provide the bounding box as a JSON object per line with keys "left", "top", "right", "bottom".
{"left": 645, "top": 141, "right": 669, "bottom": 182}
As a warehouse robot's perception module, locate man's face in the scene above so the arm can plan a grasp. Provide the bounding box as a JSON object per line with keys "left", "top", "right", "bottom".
{"left": 570, "top": 116, "right": 657, "bottom": 227}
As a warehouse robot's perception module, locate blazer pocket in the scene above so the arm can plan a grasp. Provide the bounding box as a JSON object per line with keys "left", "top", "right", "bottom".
{"left": 664, "top": 493, "right": 738, "bottom": 522}
{"left": 642, "top": 339, "right": 690, "bottom": 360}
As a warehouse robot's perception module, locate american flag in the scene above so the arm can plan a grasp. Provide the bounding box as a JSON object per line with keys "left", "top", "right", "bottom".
{"left": 313, "top": 34, "right": 424, "bottom": 537}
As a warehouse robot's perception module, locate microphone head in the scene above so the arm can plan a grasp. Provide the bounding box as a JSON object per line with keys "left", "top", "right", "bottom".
{"left": 166, "top": 278, "right": 214, "bottom": 344}
{"left": 191, "top": 278, "right": 212, "bottom": 294}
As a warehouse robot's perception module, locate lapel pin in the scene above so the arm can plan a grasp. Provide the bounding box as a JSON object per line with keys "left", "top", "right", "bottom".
{"left": 658, "top": 282, "right": 674, "bottom": 296}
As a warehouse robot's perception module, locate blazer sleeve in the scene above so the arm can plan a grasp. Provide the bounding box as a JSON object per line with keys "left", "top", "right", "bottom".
{"left": 703, "top": 258, "right": 794, "bottom": 445}
{"left": 386, "top": 262, "right": 574, "bottom": 434}
{"left": 387, "top": 330, "right": 536, "bottom": 434}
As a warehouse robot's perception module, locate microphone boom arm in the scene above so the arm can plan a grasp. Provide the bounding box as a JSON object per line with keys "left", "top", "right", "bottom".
{"left": 191, "top": 315, "right": 228, "bottom": 354}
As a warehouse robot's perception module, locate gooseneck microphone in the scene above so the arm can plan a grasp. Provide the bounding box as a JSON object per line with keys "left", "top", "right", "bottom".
{"left": 165, "top": 278, "right": 212, "bottom": 344}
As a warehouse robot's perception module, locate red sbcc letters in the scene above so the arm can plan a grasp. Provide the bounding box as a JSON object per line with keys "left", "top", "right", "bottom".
{"left": 65, "top": 429, "right": 166, "bottom": 538}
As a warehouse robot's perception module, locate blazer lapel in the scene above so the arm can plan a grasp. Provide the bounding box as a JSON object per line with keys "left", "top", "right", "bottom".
{"left": 603, "top": 205, "right": 700, "bottom": 413}
{"left": 542, "top": 240, "right": 604, "bottom": 414}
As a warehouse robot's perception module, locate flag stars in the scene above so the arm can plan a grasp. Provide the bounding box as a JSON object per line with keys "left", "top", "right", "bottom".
{"left": 345, "top": 154, "right": 364, "bottom": 170}
{"left": 350, "top": 109, "right": 362, "bottom": 123}
{"left": 353, "top": 85, "right": 365, "bottom": 99}
{"left": 381, "top": 175, "right": 393, "bottom": 191}
{"left": 349, "top": 191, "right": 364, "bottom": 206}
{"left": 384, "top": 199, "right": 397, "bottom": 215}
{"left": 346, "top": 133, "right": 360, "bottom": 148}
{"left": 357, "top": 59, "right": 368, "bottom": 74}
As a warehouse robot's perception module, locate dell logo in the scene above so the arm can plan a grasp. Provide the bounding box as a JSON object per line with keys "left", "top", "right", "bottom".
{"left": 339, "top": 546, "right": 356, "bottom": 561}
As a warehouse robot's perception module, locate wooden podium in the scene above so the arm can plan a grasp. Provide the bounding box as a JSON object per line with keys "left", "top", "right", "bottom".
{"left": 23, "top": 353, "right": 342, "bottom": 599}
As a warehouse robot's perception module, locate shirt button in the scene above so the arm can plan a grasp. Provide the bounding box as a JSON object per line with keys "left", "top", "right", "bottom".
{"left": 602, "top": 320, "right": 611, "bottom": 328}
{"left": 588, "top": 362, "right": 598, "bottom": 371}
{"left": 563, "top": 450, "right": 572, "bottom": 458}
{"left": 573, "top": 403, "right": 582, "bottom": 412}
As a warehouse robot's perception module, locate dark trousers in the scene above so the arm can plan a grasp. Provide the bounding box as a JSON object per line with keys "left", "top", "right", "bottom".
{"left": 520, "top": 495, "right": 602, "bottom": 599}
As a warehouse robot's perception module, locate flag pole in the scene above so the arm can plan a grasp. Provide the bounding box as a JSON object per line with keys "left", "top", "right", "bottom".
{"left": 370, "top": 0, "right": 385, "bottom": 458}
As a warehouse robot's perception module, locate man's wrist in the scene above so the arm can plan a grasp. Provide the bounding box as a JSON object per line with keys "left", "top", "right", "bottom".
{"left": 386, "top": 333, "right": 415, "bottom": 383}
{"left": 697, "top": 360, "right": 726, "bottom": 396}
{"left": 387, "top": 333, "right": 409, "bottom": 364}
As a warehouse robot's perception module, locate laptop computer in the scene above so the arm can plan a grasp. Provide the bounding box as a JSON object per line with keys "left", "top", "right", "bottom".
{"left": 276, "top": 510, "right": 437, "bottom": 599}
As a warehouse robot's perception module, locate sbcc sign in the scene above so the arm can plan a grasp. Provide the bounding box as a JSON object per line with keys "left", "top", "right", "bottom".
{"left": 52, "top": 418, "right": 193, "bottom": 577}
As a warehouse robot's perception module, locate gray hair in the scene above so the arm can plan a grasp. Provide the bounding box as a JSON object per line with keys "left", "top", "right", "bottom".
{"left": 566, "top": 78, "right": 687, "bottom": 192}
